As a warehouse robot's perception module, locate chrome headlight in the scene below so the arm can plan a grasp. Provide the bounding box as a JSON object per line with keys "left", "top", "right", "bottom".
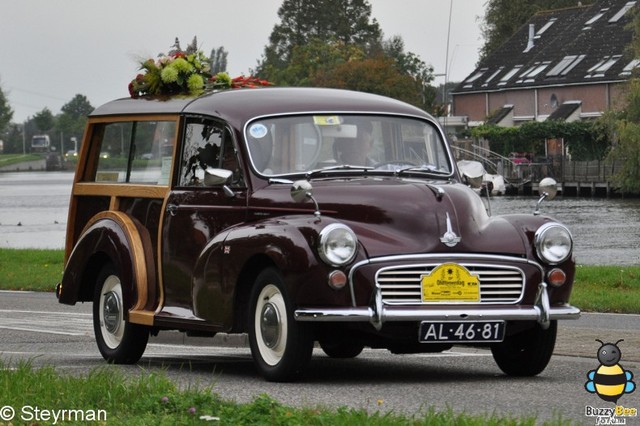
{"left": 535, "top": 223, "right": 573, "bottom": 265}
{"left": 318, "top": 223, "right": 358, "bottom": 266}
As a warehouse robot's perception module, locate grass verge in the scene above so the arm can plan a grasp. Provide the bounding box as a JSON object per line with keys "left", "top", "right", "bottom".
{"left": 0, "top": 154, "right": 42, "bottom": 167}
{"left": 0, "top": 248, "right": 638, "bottom": 313}
{"left": 0, "top": 361, "right": 546, "bottom": 425}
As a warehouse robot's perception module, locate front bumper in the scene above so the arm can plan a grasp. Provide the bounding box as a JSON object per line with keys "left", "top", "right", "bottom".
{"left": 295, "top": 282, "right": 580, "bottom": 330}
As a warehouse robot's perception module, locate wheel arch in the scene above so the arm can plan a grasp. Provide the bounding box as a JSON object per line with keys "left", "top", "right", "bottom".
{"left": 232, "top": 254, "right": 277, "bottom": 333}
{"left": 59, "top": 211, "right": 156, "bottom": 319}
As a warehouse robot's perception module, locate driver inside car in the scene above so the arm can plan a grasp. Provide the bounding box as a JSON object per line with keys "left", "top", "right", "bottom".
{"left": 334, "top": 121, "right": 376, "bottom": 166}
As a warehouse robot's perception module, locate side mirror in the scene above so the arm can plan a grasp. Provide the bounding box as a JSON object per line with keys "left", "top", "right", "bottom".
{"left": 538, "top": 177, "right": 558, "bottom": 200}
{"left": 291, "top": 180, "right": 313, "bottom": 203}
{"left": 457, "top": 160, "right": 485, "bottom": 189}
{"left": 204, "top": 168, "right": 233, "bottom": 186}
{"left": 534, "top": 177, "right": 558, "bottom": 215}
{"left": 291, "top": 180, "right": 321, "bottom": 217}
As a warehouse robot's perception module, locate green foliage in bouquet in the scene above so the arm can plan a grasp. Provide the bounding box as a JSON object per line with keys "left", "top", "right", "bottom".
{"left": 129, "top": 37, "right": 271, "bottom": 98}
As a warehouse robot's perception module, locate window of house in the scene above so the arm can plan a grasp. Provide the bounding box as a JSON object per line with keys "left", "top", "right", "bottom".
{"left": 620, "top": 59, "right": 640, "bottom": 76}
{"left": 498, "top": 66, "right": 522, "bottom": 86}
{"left": 463, "top": 69, "right": 487, "bottom": 88}
{"left": 516, "top": 62, "right": 550, "bottom": 83}
{"left": 546, "top": 55, "right": 586, "bottom": 77}
{"left": 93, "top": 120, "right": 176, "bottom": 184}
{"left": 608, "top": 1, "right": 636, "bottom": 23}
{"left": 586, "top": 55, "right": 622, "bottom": 78}
{"left": 482, "top": 67, "right": 504, "bottom": 87}
{"left": 535, "top": 18, "right": 557, "bottom": 37}
{"left": 584, "top": 9, "right": 607, "bottom": 28}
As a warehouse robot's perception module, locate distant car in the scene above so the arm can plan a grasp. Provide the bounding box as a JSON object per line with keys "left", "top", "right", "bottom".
{"left": 140, "top": 153, "right": 154, "bottom": 160}
{"left": 56, "top": 87, "right": 579, "bottom": 382}
{"left": 65, "top": 150, "right": 78, "bottom": 158}
{"left": 45, "top": 150, "right": 64, "bottom": 171}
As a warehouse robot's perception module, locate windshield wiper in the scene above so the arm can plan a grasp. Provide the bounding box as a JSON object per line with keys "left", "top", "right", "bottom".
{"left": 305, "top": 165, "right": 374, "bottom": 179}
{"left": 395, "top": 166, "right": 451, "bottom": 178}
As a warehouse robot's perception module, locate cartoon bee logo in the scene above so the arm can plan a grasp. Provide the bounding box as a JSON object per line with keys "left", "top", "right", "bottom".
{"left": 585, "top": 339, "right": 636, "bottom": 403}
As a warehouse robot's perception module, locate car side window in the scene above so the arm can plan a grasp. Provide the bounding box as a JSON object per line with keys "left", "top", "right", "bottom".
{"left": 179, "top": 119, "right": 243, "bottom": 187}
{"left": 92, "top": 120, "right": 176, "bottom": 184}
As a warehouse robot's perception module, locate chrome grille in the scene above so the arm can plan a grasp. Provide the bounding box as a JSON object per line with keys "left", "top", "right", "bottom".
{"left": 377, "top": 264, "right": 524, "bottom": 304}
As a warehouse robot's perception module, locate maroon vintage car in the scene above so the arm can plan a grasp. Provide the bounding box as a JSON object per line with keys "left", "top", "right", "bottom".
{"left": 56, "top": 87, "right": 579, "bottom": 381}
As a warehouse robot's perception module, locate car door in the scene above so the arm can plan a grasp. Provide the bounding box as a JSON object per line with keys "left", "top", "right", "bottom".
{"left": 159, "top": 117, "right": 247, "bottom": 325}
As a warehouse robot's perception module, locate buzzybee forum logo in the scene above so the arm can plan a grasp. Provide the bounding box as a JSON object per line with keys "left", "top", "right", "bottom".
{"left": 584, "top": 339, "right": 637, "bottom": 424}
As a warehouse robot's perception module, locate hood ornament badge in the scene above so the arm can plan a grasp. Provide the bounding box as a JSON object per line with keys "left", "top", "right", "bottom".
{"left": 440, "top": 213, "right": 461, "bottom": 247}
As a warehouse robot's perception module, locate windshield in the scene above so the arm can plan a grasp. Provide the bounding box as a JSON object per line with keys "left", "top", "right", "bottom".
{"left": 244, "top": 115, "right": 452, "bottom": 177}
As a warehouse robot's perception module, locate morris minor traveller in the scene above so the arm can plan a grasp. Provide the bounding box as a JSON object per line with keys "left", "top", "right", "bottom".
{"left": 57, "top": 87, "right": 579, "bottom": 381}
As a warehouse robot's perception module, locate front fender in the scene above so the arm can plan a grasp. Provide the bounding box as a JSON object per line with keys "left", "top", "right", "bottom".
{"left": 192, "top": 215, "right": 358, "bottom": 326}
{"left": 58, "top": 212, "right": 157, "bottom": 321}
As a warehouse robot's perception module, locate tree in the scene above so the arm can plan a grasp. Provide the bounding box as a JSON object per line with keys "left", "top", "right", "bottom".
{"left": 382, "top": 36, "right": 436, "bottom": 112}
{"left": 0, "top": 80, "right": 14, "bottom": 138}
{"left": 61, "top": 94, "right": 93, "bottom": 119}
{"left": 479, "top": 0, "right": 593, "bottom": 63}
{"left": 257, "top": 0, "right": 383, "bottom": 77}
{"left": 602, "top": 10, "right": 640, "bottom": 194}
{"left": 210, "top": 46, "right": 228, "bottom": 74}
{"left": 313, "top": 55, "right": 422, "bottom": 106}
{"left": 56, "top": 94, "right": 94, "bottom": 151}
{"left": 32, "top": 108, "right": 55, "bottom": 133}
{"left": 255, "top": 0, "right": 439, "bottom": 112}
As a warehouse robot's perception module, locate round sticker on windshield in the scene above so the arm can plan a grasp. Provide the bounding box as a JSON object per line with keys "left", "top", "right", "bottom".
{"left": 249, "top": 123, "right": 268, "bottom": 139}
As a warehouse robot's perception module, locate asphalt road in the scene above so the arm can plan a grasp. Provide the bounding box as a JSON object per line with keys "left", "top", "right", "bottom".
{"left": 1, "top": 290, "right": 639, "bottom": 424}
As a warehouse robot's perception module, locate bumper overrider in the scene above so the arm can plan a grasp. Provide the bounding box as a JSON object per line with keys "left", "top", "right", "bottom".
{"left": 295, "top": 282, "right": 580, "bottom": 331}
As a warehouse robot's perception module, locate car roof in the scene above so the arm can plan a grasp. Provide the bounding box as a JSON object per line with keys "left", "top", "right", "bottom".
{"left": 90, "top": 87, "right": 432, "bottom": 125}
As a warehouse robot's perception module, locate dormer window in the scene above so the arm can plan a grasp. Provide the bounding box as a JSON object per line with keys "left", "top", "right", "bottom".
{"left": 608, "top": 1, "right": 636, "bottom": 22}
{"left": 498, "top": 65, "right": 522, "bottom": 86}
{"left": 463, "top": 69, "right": 487, "bottom": 88}
{"left": 482, "top": 67, "right": 504, "bottom": 87}
{"left": 620, "top": 59, "right": 640, "bottom": 76}
{"left": 536, "top": 18, "right": 557, "bottom": 37}
{"left": 586, "top": 55, "right": 622, "bottom": 78}
{"left": 516, "top": 63, "right": 551, "bottom": 83}
{"left": 546, "top": 55, "right": 586, "bottom": 77}
{"left": 584, "top": 9, "right": 608, "bottom": 28}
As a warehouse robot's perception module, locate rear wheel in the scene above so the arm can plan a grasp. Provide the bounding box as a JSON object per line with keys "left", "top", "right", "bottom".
{"left": 93, "top": 263, "right": 148, "bottom": 364}
{"left": 491, "top": 321, "right": 557, "bottom": 376}
{"left": 248, "top": 268, "right": 313, "bottom": 382}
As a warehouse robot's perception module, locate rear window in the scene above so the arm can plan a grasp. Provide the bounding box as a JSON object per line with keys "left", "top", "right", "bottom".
{"left": 88, "top": 120, "right": 177, "bottom": 185}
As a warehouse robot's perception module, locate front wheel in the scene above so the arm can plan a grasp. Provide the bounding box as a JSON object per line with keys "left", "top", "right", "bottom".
{"left": 93, "top": 263, "right": 149, "bottom": 364}
{"left": 491, "top": 321, "right": 557, "bottom": 376}
{"left": 248, "top": 268, "right": 313, "bottom": 382}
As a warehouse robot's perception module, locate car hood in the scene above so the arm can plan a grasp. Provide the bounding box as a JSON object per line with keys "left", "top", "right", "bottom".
{"left": 252, "top": 177, "right": 529, "bottom": 258}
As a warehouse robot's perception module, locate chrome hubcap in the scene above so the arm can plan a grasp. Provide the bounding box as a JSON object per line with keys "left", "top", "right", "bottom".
{"left": 260, "top": 302, "right": 281, "bottom": 348}
{"left": 102, "top": 290, "right": 121, "bottom": 334}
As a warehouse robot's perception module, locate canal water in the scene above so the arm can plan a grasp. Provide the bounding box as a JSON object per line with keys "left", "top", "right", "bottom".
{"left": 0, "top": 171, "right": 638, "bottom": 265}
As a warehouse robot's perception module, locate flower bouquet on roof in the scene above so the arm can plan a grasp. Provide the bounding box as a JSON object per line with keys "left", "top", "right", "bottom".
{"left": 129, "top": 37, "right": 272, "bottom": 98}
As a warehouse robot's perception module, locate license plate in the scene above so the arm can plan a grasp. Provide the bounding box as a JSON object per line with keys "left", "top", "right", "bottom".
{"left": 421, "top": 263, "right": 480, "bottom": 302}
{"left": 419, "top": 320, "right": 505, "bottom": 343}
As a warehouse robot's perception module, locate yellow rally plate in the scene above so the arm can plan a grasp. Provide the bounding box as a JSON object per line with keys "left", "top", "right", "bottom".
{"left": 421, "top": 263, "right": 480, "bottom": 302}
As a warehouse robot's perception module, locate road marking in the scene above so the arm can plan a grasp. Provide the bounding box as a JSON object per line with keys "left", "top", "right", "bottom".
{"left": 0, "top": 309, "right": 92, "bottom": 336}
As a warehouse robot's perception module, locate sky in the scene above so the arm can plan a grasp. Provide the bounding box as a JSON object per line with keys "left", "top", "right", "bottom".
{"left": 1, "top": 0, "right": 485, "bottom": 124}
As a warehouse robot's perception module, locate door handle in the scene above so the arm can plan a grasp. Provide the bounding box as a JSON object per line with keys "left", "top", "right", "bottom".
{"left": 166, "top": 203, "right": 178, "bottom": 216}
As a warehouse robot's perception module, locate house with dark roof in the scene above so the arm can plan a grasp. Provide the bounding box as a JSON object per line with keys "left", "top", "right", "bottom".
{"left": 452, "top": 0, "right": 638, "bottom": 127}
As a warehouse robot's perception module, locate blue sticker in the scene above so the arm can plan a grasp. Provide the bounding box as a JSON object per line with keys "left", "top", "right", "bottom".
{"left": 249, "top": 123, "right": 268, "bottom": 139}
